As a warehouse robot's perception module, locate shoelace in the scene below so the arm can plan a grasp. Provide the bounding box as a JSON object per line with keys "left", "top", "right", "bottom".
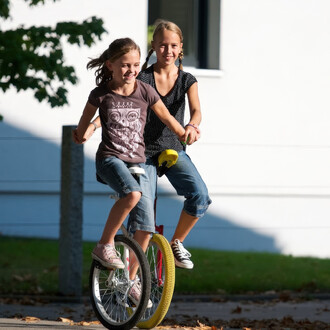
{"left": 174, "top": 241, "right": 192, "bottom": 258}
{"left": 104, "top": 244, "right": 121, "bottom": 259}
{"left": 129, "top": 278, "right": 141, "bottom": 298}
{"left": 129, "top": 277, "right": 153, "bottom": 308}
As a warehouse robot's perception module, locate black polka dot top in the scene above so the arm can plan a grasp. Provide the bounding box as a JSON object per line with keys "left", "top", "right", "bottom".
{"left": 137, "top": 64, "right": 197, "bottom": 157}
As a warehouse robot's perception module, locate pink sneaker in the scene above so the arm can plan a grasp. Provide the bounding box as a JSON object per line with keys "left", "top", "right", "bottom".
{"left": 92, "top": 243, "right": 125, "bottom": 269}
{"left": 129, "top": 279, "right": 152, "bottom": 308}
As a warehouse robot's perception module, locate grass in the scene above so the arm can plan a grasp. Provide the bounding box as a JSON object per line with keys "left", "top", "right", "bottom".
{"left": 1, "top": 236, "right": 330, "bottom": 296}
{"left": 177, "top": 248, "right": 330, "bottom": 294}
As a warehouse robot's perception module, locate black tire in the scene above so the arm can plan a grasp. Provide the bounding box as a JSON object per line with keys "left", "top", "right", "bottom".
{"left": 89, "top": 235, "right": 151, "bottom": 330}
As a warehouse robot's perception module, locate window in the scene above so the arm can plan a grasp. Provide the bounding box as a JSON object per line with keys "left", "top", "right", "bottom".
{"left": 148, "top": 0, "right": 221, "bottom": 69}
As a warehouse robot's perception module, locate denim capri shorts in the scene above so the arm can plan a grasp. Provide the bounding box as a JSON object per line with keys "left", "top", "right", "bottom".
{"left": 127, "top": 150, "right": 212, "bottom": 233}
{"left": 96, "top": 156, "right": 142, "bottom": 198}
{"left": 96, "top": 156, "right": 156, "bottom": 233}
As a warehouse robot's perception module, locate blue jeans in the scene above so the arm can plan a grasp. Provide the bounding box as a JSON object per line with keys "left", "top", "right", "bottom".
{"left": 128, "top": 151, "right": 212, "bottom": 233}
{"left": 96, "top": 156, "right": 155, "bottom": 233}
{"left": 96, "top": 156, "right": 143, "bottom": 197}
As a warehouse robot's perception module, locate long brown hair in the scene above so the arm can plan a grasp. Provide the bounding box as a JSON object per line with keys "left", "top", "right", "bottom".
{"left": 142, "top": 20, "right": 184, "bottom": 71}
{"left": 87, "top": 38, "right": 141, "bottom": 86}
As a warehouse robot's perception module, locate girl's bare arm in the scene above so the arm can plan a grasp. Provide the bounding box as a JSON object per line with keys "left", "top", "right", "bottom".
{"left": 74, "top": 102, "right": 98, "bottom": 144}
{"left": 150, "top": 99, "right": 185, "bottom": 140}
{"left": 185, "top": 82, "right": 202, "bottom": 144}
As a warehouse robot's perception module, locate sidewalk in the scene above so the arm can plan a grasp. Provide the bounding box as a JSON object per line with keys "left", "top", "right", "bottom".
{"left": 1, "top": 294, "right": 330, "bottom": 329}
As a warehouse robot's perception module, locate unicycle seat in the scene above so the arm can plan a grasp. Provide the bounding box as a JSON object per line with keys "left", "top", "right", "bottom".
{"left": 157, "top": 149, "right": 178, "bottom": 177}
{"left": 128, "top": 163, "right": 145, "bottom": 176}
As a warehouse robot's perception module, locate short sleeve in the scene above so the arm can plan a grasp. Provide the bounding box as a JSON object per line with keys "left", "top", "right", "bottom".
{"left": 183, "top": 72, "right": 197, "bottom": 94}
{"left": 137, "top": 66, "right": 153, "bottom": 85}
{"left": 145, "top": 83, "right": 160, "bottom": 107}
{"left": 87, "top": 88, "right": 100, "bottom": 108}
{"left": 136, "top": 80, "right": 160, "bottom": 107}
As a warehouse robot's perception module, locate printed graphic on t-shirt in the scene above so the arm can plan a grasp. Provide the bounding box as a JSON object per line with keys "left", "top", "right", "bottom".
{"left": 107, "top": 102, "right": 142, "bottom": 158}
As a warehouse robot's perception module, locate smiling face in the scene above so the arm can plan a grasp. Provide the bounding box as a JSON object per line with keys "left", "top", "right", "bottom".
{"left": 152, "top": 29, "right": 183, "bottom": 66}
{"left": 106, "top": 49, "right": 141, "bottom": 86}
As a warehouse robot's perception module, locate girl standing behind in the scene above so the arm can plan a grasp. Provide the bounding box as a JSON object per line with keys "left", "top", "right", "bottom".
{"left": 134, "top": 20, "right": 212, "bottom": 269}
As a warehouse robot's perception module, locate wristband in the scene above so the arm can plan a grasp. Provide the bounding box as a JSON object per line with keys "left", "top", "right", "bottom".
{"left": 91, "top": 121, "right": 98, "bottom": 132}
{"left": 186, "top": 123, "right": 198, "bottom": 130}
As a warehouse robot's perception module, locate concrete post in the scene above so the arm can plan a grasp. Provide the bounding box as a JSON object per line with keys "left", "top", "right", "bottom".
{"left": 59, "top": 125, "right": 84, "bottom": 297}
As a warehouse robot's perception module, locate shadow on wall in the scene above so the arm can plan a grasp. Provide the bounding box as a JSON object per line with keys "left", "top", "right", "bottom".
{"left": 0, "top": 121, "right": 280, "bottom": 253}
{"left": 155, "top": 197, "right": 280, "bottom": 253}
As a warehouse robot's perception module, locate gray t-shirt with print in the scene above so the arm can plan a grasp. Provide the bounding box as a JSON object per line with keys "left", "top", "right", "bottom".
{"left": 88, "top": 80, "right": 160, "bottom": 163}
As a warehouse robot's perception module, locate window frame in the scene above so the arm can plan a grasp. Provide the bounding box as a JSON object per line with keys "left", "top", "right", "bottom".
{"left": 148, "top": 0, "right": 221, "bottom": 70}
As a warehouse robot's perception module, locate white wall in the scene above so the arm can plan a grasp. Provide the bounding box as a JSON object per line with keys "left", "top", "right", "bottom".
{"left": 182, "top": 0, "right": 330, "bottom": 257}
{"left": 1, "top": 0, "right": 330, "bottom": 258}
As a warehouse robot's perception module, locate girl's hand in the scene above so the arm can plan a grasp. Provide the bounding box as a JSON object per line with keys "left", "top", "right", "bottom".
{"left": 72, "top": 123, "right": 95, "bottom": 144}
{"left": 183, "top": 124, "right": 201, "bottom": 145}
{"left": 83, "top": 123, "right": 96, "bottom": 142}
{"left": 72, "top": 128, "right": 84, "bottom": 144}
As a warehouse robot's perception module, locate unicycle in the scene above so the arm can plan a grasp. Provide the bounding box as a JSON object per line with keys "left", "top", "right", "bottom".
{"left": 137, "top": 150, "right": 177, "bottom": 329}
{"left": 89, "top": 166, "right": 151, "bottom": 330}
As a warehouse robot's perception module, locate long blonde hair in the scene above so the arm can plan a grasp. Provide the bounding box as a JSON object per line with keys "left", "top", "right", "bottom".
{"left": 87, "top": 38, "right": 141, "bottom": 86}
{"left": 142, "top": 20, "right": 184, "bottom": 71}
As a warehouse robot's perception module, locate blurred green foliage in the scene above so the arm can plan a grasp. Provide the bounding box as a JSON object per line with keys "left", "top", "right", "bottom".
{"left": 0, "top": 0, "right": 106, "bottom": 110}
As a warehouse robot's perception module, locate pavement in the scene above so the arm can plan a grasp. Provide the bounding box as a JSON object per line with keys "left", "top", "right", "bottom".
{"left": 1, "top": 294, "right": 330, "bottom": 329}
